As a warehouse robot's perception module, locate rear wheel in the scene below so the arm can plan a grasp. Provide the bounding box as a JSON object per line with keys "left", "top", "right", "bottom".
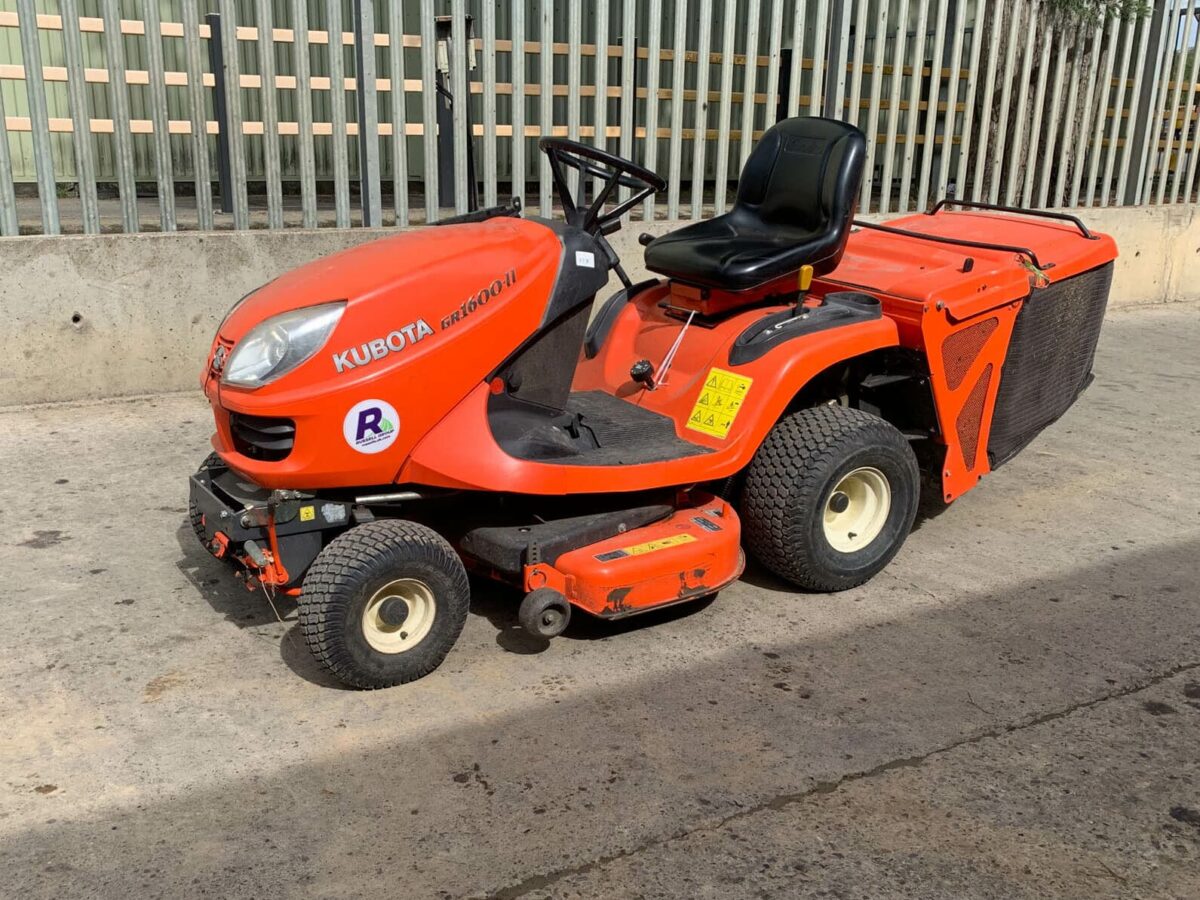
{"left": 298, "top": 520, "right": 470, "bottom": 689}
{"left": 742, "top": 405, "right": 919, "bottom": 591}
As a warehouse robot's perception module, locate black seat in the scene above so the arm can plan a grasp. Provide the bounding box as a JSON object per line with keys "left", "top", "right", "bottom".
{"left": 644, "top": 117, "right": 866, "bottom": 292}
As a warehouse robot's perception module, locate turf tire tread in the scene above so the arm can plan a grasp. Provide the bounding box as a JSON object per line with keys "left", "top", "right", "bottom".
{"left": 742, "top": 405, "right": 917, "bottom": 591}
{"left": 298, "top": 520, "right": 469, "bottom": 689}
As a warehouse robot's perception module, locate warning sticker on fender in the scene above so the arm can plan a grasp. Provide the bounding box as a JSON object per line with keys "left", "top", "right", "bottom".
{"left": 686, "top": 367, "right": 753, "bottom": 439}
{"left": 595, "top": 533, "right": 696, "bottom": 561}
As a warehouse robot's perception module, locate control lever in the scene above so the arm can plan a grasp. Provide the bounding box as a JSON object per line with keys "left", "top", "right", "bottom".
{"left": 791, "top": 264, "right": 815, "bottom": 318}
{"left": 595, "top": 233, "right": 632, "bottom": 289}
{"left": 652, "top": 309, "right": 695, "bottom": 389}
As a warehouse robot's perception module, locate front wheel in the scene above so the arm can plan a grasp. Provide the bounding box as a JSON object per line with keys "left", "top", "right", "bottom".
{"left": 741, "top": 405, "right": 920, "bottom": 592}
{"left": 298, "top": 520, "right": 470, "bottom": 689}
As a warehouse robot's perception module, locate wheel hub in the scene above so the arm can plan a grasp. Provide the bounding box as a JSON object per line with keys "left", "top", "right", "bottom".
{"left": 361, "top": 578, "right": 436, "bottom": 654}
{"left": 377, "top": 597, "right": 410, "bottom": 628}
{"left": 822, "top": 466, "right": 891, "bottom": 554}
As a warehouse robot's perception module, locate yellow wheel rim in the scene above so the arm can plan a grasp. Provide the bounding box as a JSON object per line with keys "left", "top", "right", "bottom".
{"left": 361, "top": 578, "right": 436, "bottom": 654}
{"left": 822, "top": 466, "right": 891, "bottom": 553}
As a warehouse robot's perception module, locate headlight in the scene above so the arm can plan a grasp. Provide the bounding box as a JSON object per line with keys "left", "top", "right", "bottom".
{"left": 222, "top": 301, "right": 345, "bottom": 388}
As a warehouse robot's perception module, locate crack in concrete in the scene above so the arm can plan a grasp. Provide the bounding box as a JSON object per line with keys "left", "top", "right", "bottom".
{"left": 489, "top": 658, "right": 1200, "bottom": 899}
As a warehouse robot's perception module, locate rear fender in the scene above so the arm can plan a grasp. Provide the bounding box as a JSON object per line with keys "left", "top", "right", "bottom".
{"left": 713, "top": 318, "right": 904, "bottom": 463}
{"left": 578, "top": 294, "right": 903, "bottom": 468}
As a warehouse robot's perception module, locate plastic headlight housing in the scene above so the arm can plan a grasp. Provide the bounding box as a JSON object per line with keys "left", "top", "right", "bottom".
{"left": 222, "top": 301, "right": 345, "bottom": 388}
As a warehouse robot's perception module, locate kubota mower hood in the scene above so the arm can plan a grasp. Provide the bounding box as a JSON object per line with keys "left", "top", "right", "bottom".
{"left": 205, "top": 216, "right": 583, "bottom": 489}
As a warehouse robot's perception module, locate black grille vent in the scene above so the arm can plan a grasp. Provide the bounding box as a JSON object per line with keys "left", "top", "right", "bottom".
{"left": 229, "top": 413, "right": 295, "bottom": 461}
{"left": 987, "top": 261, "right": 1113, "bottom": 468}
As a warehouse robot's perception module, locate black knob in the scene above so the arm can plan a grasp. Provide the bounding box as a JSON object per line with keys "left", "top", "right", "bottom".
{"left": 638, "top": 232, "right": 655, "bottom": 246}
{"left": 630, "top": 359, "right": 655, "bottom": 387}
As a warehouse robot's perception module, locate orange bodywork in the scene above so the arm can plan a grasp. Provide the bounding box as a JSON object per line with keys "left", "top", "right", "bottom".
{"left": 819, "top": 211, "right": 1116, "bottom": 500}
{"left": 205, "top": 208, "right": 1116, "bottom": 506}
{"left": 523, "top": 494, "right": 744, "bottom": 617}
{"left": 400, "top": 287, "right": 899, "bottom": 492}
{"left": 205, "top": 217, "right": 562, "bottom": 490}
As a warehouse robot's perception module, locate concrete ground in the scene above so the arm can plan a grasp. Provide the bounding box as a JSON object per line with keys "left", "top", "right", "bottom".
{"left": 1, "top": 302, "right": 1198, "bottom": 899}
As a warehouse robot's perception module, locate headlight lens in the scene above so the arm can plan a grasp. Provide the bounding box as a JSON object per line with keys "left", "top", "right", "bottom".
{"left": 222, "top": 301, "right": 345, "bottom": 388}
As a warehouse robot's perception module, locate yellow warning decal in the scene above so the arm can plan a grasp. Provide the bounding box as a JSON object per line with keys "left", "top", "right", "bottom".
{"left": 299, "top": 505, "right": 316, "bottom": 522}
{"left": 624, "top": 533, "right": 696, "bottom": 556}
{"left": 686, "top": 367, "right": 753, "bottom": 439}
{"left": 596, "top": 533, "right": 697, "bottom": 561}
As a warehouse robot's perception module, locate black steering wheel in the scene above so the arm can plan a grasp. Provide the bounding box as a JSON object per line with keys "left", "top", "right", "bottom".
{"left": 538, "top": 137, "right": 666, "bottom": 236}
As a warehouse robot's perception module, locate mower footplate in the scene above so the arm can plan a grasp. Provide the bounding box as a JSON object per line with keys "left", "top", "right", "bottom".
{"left": 526, "top": 495, "right": 744, "bottom": 618}
{"left": 459, "top": 502, "right": 675, "bottom": 576}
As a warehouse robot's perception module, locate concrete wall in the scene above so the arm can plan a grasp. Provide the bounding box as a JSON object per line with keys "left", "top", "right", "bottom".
{"left": 1, "top": 205, "right": 1195, "bottom": 407}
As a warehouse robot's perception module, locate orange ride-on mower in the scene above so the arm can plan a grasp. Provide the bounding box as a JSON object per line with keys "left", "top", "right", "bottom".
{"left": 189, "top": 117, "right": 1118, "bottom": 689}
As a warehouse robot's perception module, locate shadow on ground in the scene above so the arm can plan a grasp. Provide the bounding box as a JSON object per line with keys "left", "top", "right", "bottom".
{"left": 177, "top": 514, "right": 726, "bottom": 670}
{"left": 5, "top": 537, "right": 1198, "bottom": 899}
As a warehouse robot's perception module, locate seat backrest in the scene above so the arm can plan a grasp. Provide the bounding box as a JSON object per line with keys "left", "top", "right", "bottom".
{"left": 734, "top": 117, "right": 865, "bottom": 235}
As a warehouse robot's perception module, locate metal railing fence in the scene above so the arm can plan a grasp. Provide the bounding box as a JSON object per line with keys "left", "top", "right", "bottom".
{"left": 0, "top": 0, "right": 1197, "bottom": 235}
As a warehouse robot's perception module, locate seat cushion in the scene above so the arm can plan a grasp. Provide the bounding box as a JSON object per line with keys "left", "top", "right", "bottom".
{"left": 643, "top": 116, "right": 865, "bottom": 292}
{"left": 643, "top": 213, "right": 845, "bottom": 292}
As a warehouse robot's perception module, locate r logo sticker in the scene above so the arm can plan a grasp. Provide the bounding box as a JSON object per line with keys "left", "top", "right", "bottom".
{"left": 343, "top": 399, "right": 400, "bottom": 454}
